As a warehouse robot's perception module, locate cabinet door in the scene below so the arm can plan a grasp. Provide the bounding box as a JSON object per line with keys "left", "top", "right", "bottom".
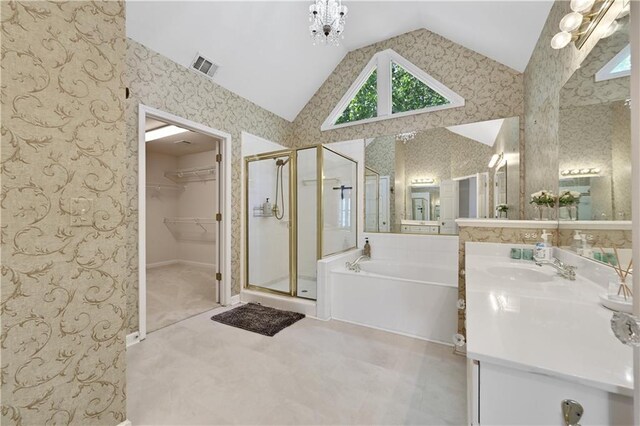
{"left": 478, "top": 362, "right": 632, "bottom": 425}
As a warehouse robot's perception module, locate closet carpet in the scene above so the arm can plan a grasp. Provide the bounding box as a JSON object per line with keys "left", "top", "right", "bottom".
{"left": 147, "top": 262, "right": 219, "bottom": 332}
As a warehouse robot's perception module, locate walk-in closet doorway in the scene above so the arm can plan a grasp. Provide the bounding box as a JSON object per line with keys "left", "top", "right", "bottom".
{"left": 137, "top": 105, "right": 231, "bottom": 341}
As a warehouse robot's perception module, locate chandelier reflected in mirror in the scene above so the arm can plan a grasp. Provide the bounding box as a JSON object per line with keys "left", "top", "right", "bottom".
{"left": 309, "top": 0, "right": 348, "bottom": 46}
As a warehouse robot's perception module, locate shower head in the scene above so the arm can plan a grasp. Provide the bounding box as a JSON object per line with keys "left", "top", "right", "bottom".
{"left": 275, "top": 158, "right": 290, "bottom": 166}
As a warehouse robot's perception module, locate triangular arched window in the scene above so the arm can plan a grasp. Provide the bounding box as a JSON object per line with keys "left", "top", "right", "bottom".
{"left": 322, "top": 49, "right": 465, "bottom": 131}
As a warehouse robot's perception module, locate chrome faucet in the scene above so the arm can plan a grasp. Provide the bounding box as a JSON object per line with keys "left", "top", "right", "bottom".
{"left": 346, "top": 255, "right": 370, "bottom": 273}
{"left": 535, "top": 257, "right": 577, "bottom": 281}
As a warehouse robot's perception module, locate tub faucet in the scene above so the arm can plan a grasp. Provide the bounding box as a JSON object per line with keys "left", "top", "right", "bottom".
{"left": 346, "top": 255, "right": 369, "bottom": 273}
{"left": 535, "top": 257, "right": 577, "bottom": 281}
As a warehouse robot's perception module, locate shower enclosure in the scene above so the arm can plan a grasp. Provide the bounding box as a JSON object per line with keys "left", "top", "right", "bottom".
{"left": 245, "top": 145, "right": 358, "bottom": 300}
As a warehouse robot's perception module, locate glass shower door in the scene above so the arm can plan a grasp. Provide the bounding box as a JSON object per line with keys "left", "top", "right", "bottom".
{"left": 321, "top": 147, "right": 358, "bottom": 257}
{"left": 296, "top": 147, "right": 317, "bottom": 299}
{"left": 246, "top": 152, "right": 293, "bottom": 295}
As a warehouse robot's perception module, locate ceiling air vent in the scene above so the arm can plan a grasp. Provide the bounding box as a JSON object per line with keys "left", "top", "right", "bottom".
{"left": 191, "top": 53, "right": 218, "bottom": 79}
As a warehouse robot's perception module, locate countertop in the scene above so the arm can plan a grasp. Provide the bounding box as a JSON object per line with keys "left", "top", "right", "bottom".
{"left": 465, "top": 242, "right": 633, "bottom": 396}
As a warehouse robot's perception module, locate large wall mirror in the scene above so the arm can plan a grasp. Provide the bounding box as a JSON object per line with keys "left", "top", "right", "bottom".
{"left": 364, "top": 116, "right": 520, "bottom": 235}
{"left": 558, "top": 13, "right": 631, "bottom": 270}
{"left": 559, "top": 14, "right": 630, "bottom": 222}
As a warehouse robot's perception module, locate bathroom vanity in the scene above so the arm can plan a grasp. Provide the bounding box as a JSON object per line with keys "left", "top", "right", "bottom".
{"left": 465, "top": 242, "right": 633, "bottom": 425}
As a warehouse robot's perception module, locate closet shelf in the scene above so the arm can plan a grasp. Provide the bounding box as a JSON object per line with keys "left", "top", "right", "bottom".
{"left": 164, "top": 165, "right": 216, "bottom": 183}
{"left": 146, "top": 183, "right": 184, "bottom": 192}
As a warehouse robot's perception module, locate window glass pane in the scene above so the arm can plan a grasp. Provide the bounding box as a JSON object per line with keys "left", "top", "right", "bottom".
{"left": 391, "top": 61, "right": 449, "bottom": 114}
{"left": 335, "top": 69, "right": 377, "bottom": 125}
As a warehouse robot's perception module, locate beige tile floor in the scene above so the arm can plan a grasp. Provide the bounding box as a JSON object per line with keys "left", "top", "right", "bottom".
{"left": 127, "top": 305, "right": 467, "bottom": 425}
{"left": 147, "top": 263, "right": 219, "bottom": 332}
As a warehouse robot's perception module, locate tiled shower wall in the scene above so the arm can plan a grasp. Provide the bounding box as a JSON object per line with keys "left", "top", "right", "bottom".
{"left": 1, "top": 1, "right": 127, "bottom": 423}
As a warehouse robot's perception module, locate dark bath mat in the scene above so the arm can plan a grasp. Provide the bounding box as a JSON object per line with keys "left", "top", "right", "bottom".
{"left": 211, "top": 303, "right": 305, "bottom": 336}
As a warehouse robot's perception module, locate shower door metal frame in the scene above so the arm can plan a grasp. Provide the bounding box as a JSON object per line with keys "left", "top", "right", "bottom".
{"left": 244, "top": 144, "right": 359, "bottom": 298}
{"left": 244, "top": 149, "right": 298, "bottom": 297}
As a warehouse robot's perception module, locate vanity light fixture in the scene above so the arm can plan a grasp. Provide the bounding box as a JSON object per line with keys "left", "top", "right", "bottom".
{"left": 560, "top": 168, "right": 601, "bottom": 176}
{"left": 551, "top": 0, "right": 624, "bottom": 50}
{"left": 309, "top": 0, "right": 348, "bottom": 46}
{"left": 488, "top": 152, "right": 504, "bottom": 168}
{"left": 145, "top": 125, "right": 189, "bottom": 142}
{"left": 411, "top": 178, "right": 435, "bottom": 186}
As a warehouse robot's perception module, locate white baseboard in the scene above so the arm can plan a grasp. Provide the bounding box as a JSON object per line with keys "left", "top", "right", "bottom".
{"left": 146, "top": 259, "right": 178, "bottom": 269}
{"left": 146, "top": 259, "right": 216, "bottom": 269}
{"left": 126, "top": 332, "right": 140, "bottom": 347}
{"left": 229, "top": 294, "right": 240, "bottom": 305}
{"left": 178, "top": 259, "right": 216, "bottom": 269}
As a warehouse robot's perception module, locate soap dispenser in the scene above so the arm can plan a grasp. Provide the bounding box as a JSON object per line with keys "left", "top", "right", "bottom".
{"left": 571, "top": 230, "right": 582, "bottom": 253}
{"left": 580, "top": 234, "right": 593, "bottom": 258}
{"left": 363, "top": 237, "right": 371, "bottom": 257}
{"left": 535, "top": 230, "right": 552, "bottom": 261}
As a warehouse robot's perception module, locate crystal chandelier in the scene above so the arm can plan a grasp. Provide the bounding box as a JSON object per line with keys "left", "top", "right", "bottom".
{"left": 309, "top": 0, "right": 348, "bottom": 46}
{"left": 396, "top": 131, "right": 417, "bottom": 144}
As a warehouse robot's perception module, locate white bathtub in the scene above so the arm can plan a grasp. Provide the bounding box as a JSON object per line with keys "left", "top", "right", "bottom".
{"left": 356, "top": 260, "right": 456, "bottom": 287}
{"left": 329, "top": 259, "right": 458, "bottom": 344}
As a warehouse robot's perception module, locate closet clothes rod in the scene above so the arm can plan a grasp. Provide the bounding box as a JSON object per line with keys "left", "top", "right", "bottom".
{"left": 163, "top": 217, "right": 216, "bottom": 232}
{"left": 146, "top": 183, "right": 184, "bottom": 190}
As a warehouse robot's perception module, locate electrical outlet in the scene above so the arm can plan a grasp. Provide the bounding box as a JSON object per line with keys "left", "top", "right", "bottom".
{"left": 523, "top": 232, "right": 538, "bottom": 240}
{"left": 70, "top": 198, "right": 93, "bottom": 227}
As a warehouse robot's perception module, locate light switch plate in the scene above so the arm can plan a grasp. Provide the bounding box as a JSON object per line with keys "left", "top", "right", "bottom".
{"left": 70, "top": 198, "right": 93, "bottom": 227}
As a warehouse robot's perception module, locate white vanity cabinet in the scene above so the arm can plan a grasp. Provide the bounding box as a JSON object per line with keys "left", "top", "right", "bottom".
{"left": 465, "top": 242, "right": 634, "bottom": 426}
{"left": 467, "top": 360, "right": 632, "bottom": 425}
{"left": 400, "top": 224, "right": 439, "bottom": 234}
{"left": 400, "top": 220, "right": 439, "bottom": 234}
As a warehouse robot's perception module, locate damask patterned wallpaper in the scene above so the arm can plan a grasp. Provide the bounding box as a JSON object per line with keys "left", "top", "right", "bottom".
{"left": 124, "top": 40, "right": 292, "bottom": 332}
{"left": 290, "top": 28, "right": 524, "bottom": 148}
{"left": 1, "top": 1, "right": 128, "bottom": 424}
{"left": 611, "top": 101, "right": 632, "bottom": 219}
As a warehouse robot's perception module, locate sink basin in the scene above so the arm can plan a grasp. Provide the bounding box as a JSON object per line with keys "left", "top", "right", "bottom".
{"left": 486, "top": 266, "right": 555, "bottom": 283}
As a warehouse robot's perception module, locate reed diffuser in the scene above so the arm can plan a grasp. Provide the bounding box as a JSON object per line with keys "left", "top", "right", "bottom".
{"left": 603, "top": 247, "right": 633, "bottom": 301}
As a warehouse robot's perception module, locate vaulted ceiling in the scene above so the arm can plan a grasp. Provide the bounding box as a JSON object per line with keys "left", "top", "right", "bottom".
{"left": 126, "top": 1, "right": 553, "bottom": 122}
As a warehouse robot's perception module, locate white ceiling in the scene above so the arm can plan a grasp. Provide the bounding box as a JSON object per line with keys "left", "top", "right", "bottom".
{"left": 447, "top": 118, "right": 505, "bottom": 147}
{"left": 146, "top": 118, "right": 220, "bottom": 156}
{"left": 126, "top": 1, "right": 553, "bottom": 122}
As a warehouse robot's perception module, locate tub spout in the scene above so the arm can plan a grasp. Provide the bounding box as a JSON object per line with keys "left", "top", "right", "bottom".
{"left": 346, "top": 255, "right": 370, "bottom": 273}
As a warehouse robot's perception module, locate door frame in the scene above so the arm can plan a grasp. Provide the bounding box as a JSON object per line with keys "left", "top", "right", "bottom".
{"left": 137, "top": 104, "right": 232, "bottom": 341}
{"left": 378, "top": 176, "right": 391, "bottom": 232}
